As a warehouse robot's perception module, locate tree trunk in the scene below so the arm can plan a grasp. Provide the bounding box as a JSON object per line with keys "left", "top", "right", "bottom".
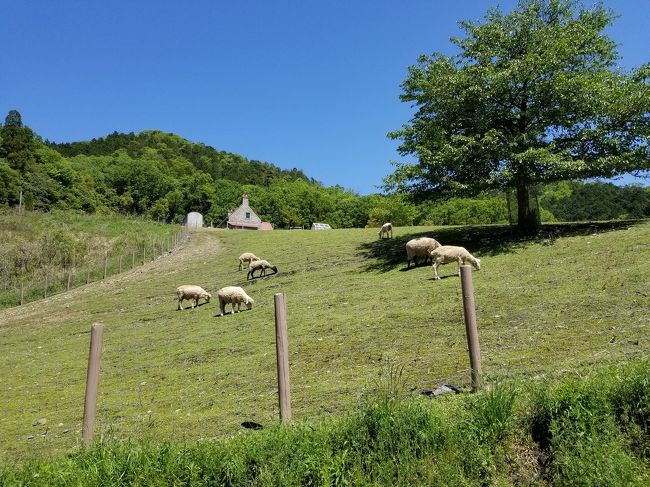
{"left": 516, "top": 180, "right": 540, "bottom": 234}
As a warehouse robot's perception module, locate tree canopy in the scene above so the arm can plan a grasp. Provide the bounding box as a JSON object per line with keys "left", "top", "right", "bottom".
{"left": 386, "top": 0, "right": 650, "bottom": 232}
{"left": 1, "top": 109, "right": 647, "bottom": 228}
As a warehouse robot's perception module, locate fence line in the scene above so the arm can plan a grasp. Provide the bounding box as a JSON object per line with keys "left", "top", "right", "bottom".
{"left": 2, "top": 226, "right": 188, "bottom": 308}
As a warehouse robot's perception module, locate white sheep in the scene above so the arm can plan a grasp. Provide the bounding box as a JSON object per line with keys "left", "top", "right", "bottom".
{"left": 429, "top": 245, "right": 481, "bottom": 280}
{"left": 247, "top": 259, "right": 278, "bottom": 280}
{"left": 239, "top": 252, "right": 260, "bottom": 271}
{"left": 217, "top": 286, "right": 254, "bottom": 315}
{"left": 176, "top": 285, "right": 212, "bottom": 310}
{"left": 378, "top": 222, "right": 393, "bottom": 239}
{"left": 405, "top": 237, "right": 442, "bottom": 268}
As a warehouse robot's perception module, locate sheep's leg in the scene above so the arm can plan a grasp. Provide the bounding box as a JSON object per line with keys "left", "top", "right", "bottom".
{"left": 432, "top": 262, "right": 441, "bottom": 280}
{"left": 178, "top": 298, "right": 183, "bottom": 310}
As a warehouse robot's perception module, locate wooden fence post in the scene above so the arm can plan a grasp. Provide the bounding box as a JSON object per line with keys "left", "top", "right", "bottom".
{"left": 119, "top": 255, "right": 123, "bottom": 273}
{"left": 44, "top": 272, "right": 48, "bottom": 298}
{"left": 274, "top": 293, "right": 292, "bottom": 423}
{"left": 103, "top": 254, "right": 108, "bottom": 279}
{"left": 132, "top": 251, "right": 135, "bottom": 269}
{"left": 143, "top": 247, "right": 146, "bottom": 264}
{"left": 460, "top": 265, "right": 482, "bottom": 392}
{"left": 82, "top": 323, "right": 104, "bottom": 445}
{"left": 20, "top": 281, "right": 24, "bottom": 305}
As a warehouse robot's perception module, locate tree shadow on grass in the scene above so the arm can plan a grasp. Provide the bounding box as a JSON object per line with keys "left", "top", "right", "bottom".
{"left": 357, "top": 220, "right": 645, "bottom": 273}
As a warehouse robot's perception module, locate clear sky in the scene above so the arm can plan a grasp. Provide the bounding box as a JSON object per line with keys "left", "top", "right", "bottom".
{"left": 2, "top": 0, "right": 648, "bottom": 194}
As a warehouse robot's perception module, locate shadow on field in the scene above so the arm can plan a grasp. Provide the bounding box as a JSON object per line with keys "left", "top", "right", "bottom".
{"left": 358, "top": 220, "right": 644, "bottom": 272}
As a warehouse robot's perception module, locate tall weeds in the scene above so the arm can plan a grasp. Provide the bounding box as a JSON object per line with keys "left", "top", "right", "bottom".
{"left": 1, "top": 360, "right": 648, "bottom": 486}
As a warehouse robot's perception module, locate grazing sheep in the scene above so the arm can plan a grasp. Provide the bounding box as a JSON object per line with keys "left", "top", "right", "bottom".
{"left": 239, "top": 252, "right": 260, "bottom": 271}
{"left": 429, "top": 245, "right": 481, "bottom": 280}
{"left": 247, "top": 259, "right": 278, "bottom": 280}
{"left": 217, "top": 286, "right": 254, "bottom": 315}
{"left": 378, "top": 222, "right": 393, "bottom": 239}
{"left": 405, "top": 237, "right": 442, "bottom": 268}
{"left": 176, "top": 285, "right": 211, "bottom": 310}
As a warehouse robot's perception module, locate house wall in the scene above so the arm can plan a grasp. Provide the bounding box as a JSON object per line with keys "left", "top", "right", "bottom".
{"left": 228, "top": 195, "right": 261, "bottom": 228}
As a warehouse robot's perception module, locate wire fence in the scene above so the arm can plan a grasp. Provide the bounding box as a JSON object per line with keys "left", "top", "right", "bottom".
{"left": 0, "top": 225, "right": 189, "bottom": 309}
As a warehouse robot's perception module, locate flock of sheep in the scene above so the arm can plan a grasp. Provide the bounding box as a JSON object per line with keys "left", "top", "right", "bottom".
{"left": 176, "top": 252, "right": 277, "bottom": 315}
{"left": 175, "top": 224, "right": 480, "bottom": 314}
{"left": 381, "top": 222, "right": 481, "bottom": 280}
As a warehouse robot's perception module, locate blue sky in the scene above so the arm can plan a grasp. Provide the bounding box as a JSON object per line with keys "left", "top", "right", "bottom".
{"left": 2, "top": 0, "right": 648, "bottom": 194}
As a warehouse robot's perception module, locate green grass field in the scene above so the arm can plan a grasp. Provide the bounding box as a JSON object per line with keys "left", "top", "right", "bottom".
{"left": 0, "top": 220, "right": 648, "bottom": 462}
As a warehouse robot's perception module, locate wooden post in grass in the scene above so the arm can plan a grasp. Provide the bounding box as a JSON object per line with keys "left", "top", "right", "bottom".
{"left": 119, "top": 255, "right": 122, "bottom": 273}
{"left": 143, "top": 247, "right": 146, "bottom": 264}
{"left": 20, "top": 281, "right": 24, "bottom": 305}
{"left": 103, "top": 253, "right": 108, "bottom": 279}
{"left": 82, "top": 323, "right": 104, "bottom": 445}
{"left": 274, "top": 293, "right": 292, "bottom": 423}
{"left": 460, "top": 265, "right": 482, "bottom": 392}
{"left": 132, "top": 251, "right": 135, "bottom": 269}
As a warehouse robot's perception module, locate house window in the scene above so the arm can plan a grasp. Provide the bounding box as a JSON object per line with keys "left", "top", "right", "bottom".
{"left": 245, "top": 212, "right": 251, "bottom": 219}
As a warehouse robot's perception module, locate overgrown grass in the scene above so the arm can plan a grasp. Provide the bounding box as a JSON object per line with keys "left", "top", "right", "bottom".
{"left": 1, "top": 360, "right": 648, "bottom": 485}
{"left": 0, "top": 218, "right": 648, "bottom": 467}
{"left": 0, "top": 209, "right": 181, "bottom": 309}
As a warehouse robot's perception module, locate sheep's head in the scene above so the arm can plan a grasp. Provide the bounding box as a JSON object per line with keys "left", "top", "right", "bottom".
{"left": 474, "top": 259, "right": 481, "bottom": 271}
{"left": 245, "top": 297, "right": 254, "bottom": 310}
{"left": 271, "top": 265, "right": 278, "bottom": 273}
{"left": 202, "top": 292, "right": 212, "bottom": 302}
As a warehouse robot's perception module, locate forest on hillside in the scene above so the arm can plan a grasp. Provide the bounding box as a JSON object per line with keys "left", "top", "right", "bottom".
{"left": 1, "top": 110, "right": 649, "bottom": 228}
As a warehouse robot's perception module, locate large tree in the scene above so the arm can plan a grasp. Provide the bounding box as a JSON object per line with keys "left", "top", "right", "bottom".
{"left": 0, "top": 110, "right": 37, "bottom": 173}
{"left": 386, "top": 0, "right": 650, "bottom": 232}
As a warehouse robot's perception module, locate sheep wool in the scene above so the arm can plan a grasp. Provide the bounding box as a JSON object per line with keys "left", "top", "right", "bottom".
{"left": 247, "top": 259, "right": 278, "bottom": 280}
{"left": 378, "top": 222, "right": 393, "bottom": 239}
{"left": 405, "top": 237, "right": 441, "bottom": 268}
{"left": 238, "top": 252, "right": 260, "bottom": 271}
{"left": 429, "top": 245, "right": 481, "bottom": 280}
{"left": 217, "top": 286, "right": 254, "bottom": 315}
{"left": 176, "top": 285, "right": 212, "bottom": 310}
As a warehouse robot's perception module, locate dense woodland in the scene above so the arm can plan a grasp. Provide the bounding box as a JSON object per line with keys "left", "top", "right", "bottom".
{"left": 0, "top": 110, "right": 648, "bottom": 228}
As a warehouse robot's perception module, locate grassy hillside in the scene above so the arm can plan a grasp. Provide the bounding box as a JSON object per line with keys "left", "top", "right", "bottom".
{"left": 0, "top": 210, "right": 182, "bottom": 309}
{"left": 0, "top": 220, "right": 648, "bottom": 462}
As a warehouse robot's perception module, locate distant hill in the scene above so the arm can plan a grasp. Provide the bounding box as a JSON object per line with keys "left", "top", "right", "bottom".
{"left": 47, "top": 130, "right": 313, "bottom": 187}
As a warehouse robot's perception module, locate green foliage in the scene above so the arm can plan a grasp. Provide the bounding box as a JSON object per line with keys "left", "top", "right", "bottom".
{"left": 541, "top": 181, "right": 650, "bottom": 221}
{"left": 0, "top": 110, "right": 37, "bottom": 172}
{"left": 418, "top": 197, "right": 509, "bottom": 225}
{"left": 387, "top": 0, "right": 650, "bottom": 232}
{"left": 367, "top": 194, "right": 417, "bottom": 226}
{"left": 529, "top": 364, "right": 650, "bottom": 486}
{"left": 0, "top": 159, "right": 21, "bottom": 205}
{"left": 2, "top": 361, "right": 648, "bottom": 485}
